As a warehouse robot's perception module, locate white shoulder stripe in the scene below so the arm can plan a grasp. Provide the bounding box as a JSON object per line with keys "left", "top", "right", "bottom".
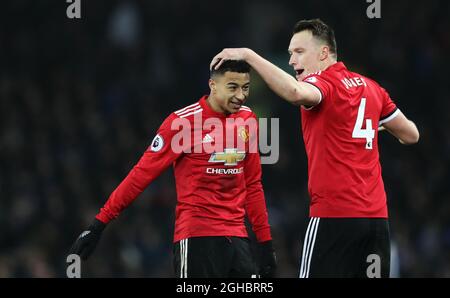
{"left": 175, "top": 103, "right": 200, "bottom": 114}
{"left": 179, "top": 108, "right": 203, "bottom": 118}
{"left": 175, "top": 105, "right": 202, "bottom": 116}
{"left": 309, "top": 70, "right": 322, "bottom": 76}
{"left": 239, "top": 108, "right": 252, "bottom": 112}
{"left": 241, "top": 105, "right": 251, "bottom": 110}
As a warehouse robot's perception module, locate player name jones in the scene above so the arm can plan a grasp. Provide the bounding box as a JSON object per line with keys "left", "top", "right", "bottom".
{"left": 341, "top": 76, "right": 367, "bottom": 89}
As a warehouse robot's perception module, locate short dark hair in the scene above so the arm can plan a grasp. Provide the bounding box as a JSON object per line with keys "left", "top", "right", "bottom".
{"left": 293, "top": 19, "right": 337, "bottom": 58}
{"left": 210, "top": 60, "right": 251, "bottom": 78}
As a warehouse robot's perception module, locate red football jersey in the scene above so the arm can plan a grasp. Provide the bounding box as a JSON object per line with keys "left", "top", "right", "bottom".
{"left": 96, "top": 96, "right": 272, "bottom": 243}
{"left": 301, "top": 62, "right": 398, "bottom": 218}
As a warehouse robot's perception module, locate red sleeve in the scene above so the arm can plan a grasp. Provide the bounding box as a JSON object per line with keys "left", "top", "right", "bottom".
{"left": 244, "top": 114, "right": 272, "bottom": 243}
{"left": 303, "top": 73, "right": 333, "bottom": 103}
{"left": 379, "top": 87, "right": 398, "bottom": 122}
{"left": 96, "top": 114, "right": 183, "bottom": 223}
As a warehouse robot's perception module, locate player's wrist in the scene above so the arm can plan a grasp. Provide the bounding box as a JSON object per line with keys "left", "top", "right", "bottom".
{"left": 259, "top": 240, "right": 274, "bottom": 252}
{"left": 89, "top": 218, "right": 106, "bottom": 233}
{"left": 243, "top": 48, "right": 256, "bottom": 63}
{"left": 258, "top": 240, "right": 277, "bottom": 278}
{"left": 255, "top": 226, "right": 272, "bottom": 243}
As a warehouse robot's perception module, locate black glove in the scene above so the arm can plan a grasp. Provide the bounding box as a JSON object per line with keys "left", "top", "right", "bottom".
{"left": 258, "top": 240, "right": 277, "bottom": 278}
{"left": 69, "top": 219, "right": 106, "bottom": 260}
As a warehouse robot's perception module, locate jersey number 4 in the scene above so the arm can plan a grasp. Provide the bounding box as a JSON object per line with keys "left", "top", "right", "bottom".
{"left": 352, "top": 98, "right": 375, "bottom": 150}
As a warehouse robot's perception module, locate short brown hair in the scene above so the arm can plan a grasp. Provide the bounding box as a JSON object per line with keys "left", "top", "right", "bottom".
{"left": 293, "top": 19, "right": 337, "bottom": 58}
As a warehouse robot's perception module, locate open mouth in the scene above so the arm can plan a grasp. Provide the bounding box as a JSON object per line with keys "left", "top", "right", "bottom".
{"left": 230, "top": 98, "right": 244, "bottom": 108}
{"left": 295, "top": 69, "right": 305, "bottom": 77}
{"left": 230, "top": 101, "right": 242, "bottom": 109}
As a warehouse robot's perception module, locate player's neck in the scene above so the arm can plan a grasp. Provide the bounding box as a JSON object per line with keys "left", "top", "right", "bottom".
{"left": 319, "top": 58, "right": 337, "bottom": 72}
{"left": 206, "top": 94, "right": 228, "bottom": 115}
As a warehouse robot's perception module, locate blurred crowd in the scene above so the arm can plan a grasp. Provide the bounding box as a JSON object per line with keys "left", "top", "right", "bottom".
{"left": 0, "top": 0, "right": 449, "bottom": 277}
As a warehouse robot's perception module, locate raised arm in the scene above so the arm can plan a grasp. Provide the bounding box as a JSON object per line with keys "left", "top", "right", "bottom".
{"left": 211, "top": 48, "right": 321, "bottom": 107}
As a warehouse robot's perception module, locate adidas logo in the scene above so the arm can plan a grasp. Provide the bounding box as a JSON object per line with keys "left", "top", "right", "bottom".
{"left": 202, "top": 134, "right": 214, "bottom": 143}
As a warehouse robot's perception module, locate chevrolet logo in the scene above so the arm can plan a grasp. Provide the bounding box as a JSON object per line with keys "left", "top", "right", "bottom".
{"left": 209, "top": 148, "right": 246, "bottom": 166}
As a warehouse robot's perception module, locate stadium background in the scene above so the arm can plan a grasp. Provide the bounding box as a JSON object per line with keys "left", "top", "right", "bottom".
{"left": 0, "top": 0, "right": 449, "bottom": 277}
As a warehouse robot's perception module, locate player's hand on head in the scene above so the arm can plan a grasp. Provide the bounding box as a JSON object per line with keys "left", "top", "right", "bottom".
{"left": 258, "top": 240, "right": 277, "bottom": 278}
{"left": 210, "top": 48, "right": 250, "bottom": 70}
{"left": 69, "top": 219, "right": 106, "bottom": 260}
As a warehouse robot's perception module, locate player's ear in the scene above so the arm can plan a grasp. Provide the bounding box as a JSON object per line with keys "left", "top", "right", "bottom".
{"left": 319, "top": 46, "right": 329, "bottom": 61}
{"left": 209, "top": 79, "right": 216, "bottom": 93}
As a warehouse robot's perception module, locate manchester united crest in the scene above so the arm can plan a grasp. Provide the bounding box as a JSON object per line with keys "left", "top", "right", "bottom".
{"left": 238, "top": 126, "right": 249, "bottom": 143}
